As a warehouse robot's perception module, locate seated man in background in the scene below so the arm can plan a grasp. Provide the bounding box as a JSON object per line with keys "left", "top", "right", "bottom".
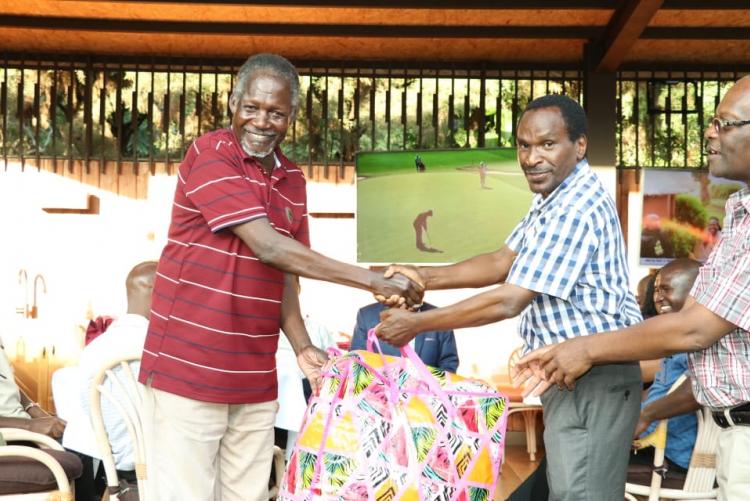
{"left": 0, "top": 337, "right": 84, "bottom": 495}
{"left": 352, "top": 302, "right": 459, "bottom": 372}
{"left": 629, "top": 259, "right": 701, "bottom": 484}
{"left": 0, "top": 341, "right": 67, "bottom": 438}
{"left": 77, "top": 261, "right": 157, "bottom": 493}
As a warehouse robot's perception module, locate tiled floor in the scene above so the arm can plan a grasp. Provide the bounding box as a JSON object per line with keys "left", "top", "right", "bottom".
{"left": 494, "top": 445, "right": 545, "bottom": 500}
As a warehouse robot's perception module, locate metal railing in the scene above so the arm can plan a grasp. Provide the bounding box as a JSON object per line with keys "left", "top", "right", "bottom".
{"left": 0, "top": 56, "right": 582, "bottom": 174}
{"left": 616, "top": 70, "right": 747, "bottom": 171}
{"left": 2, "top": 55, "right": 743, "bottom": 174}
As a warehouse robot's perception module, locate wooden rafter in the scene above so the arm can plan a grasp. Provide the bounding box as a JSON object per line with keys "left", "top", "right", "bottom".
{"left": 594, "top": 0, "right": 663, "bottom": 73}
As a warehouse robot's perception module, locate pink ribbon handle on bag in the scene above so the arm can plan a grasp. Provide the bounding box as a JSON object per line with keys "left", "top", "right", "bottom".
{"left": 366, "top": 328, "right": 456, "bottom": 416}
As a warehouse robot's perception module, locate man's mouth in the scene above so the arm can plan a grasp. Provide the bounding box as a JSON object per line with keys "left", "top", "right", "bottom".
{"left": 705, "top": 145, "right": 720, "bottom": 156}
{"left": 246, "top": 131, "right": 274, "bottom": 141}
{"left": 524, "top": 169, "right": 551, "bottom": 181}
{"left": 658, "top": 304, "right": 672, "bottom": 314}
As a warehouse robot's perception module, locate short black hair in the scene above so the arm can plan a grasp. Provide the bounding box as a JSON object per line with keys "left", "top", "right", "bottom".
{"left": 523, "top": 94, "right": 587, "bottom": 143}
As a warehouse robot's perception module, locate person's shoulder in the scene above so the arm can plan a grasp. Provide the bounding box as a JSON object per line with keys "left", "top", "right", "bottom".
{"left": 552, "top": 180, "right": 614, "bottom": 228}
{"left": 189, "top": 129, "right": 242, "bottom": 164}
{"left": 276, "top": 150, "right": 306, "bottom": 179}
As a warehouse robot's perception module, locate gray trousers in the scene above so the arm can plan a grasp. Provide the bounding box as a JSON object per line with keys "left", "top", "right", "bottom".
{"left": 541, "top": 363, "right": 641, "bottom": 501}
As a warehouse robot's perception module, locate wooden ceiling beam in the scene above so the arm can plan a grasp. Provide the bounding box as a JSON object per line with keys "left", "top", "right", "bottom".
{"left": 103, "top": 0, "right": 619, "bottom": 8}
{"left": 662, "top": 0, "right": 749, "bottom": 8}
{"left": 593, "top": 0, "right": 663, "bottom": 73}
{"left": 0, "top": 15, "right": 601, "bottom": 39}
{"left": 642, "top": 27, "right": 750, "bottom": 39}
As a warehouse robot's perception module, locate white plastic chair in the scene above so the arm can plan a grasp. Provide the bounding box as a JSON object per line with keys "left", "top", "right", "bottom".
{"left": 89, "top": 352, "right": 147, "bottom": 501}
{"left": 0, "top": 428, "right": 73, "bottom": 501}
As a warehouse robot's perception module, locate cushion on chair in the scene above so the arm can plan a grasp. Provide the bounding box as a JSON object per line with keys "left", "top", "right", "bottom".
{"left": 626, "top": 462, "right": 687, "bottom": 490}
{"left": 0, "top": 449, "right": 83, "bottom": 494}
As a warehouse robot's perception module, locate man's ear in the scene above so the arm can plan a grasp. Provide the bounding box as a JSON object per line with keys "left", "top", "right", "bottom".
{"left": 576, "top": 135, "right": 588, "bottom": 161}
{"left": 228, "top": 94, "right": 238, "bottom": 116}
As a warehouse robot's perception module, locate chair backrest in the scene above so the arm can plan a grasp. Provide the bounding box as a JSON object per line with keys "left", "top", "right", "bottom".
{"left": 0, "top": 428, "right": 73, "bottom": 500}
{"left": 268, "top": 445, "right": 285, "bottom": 500}
{"left": 626, "top": 374, "right": 719, "bottom": 501}
{"left": 507, "top": 346, "right": 523, "bottom": 376}
{"left": 682, "top": 406, "right": 720, "bottom": 493}
{"left": 89, "top": 352, "right": 146, "bottom": 501}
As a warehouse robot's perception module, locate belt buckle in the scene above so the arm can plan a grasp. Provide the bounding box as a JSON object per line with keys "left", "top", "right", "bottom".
{"left": 712, "top": 411, "right": 730, "bottom": 428}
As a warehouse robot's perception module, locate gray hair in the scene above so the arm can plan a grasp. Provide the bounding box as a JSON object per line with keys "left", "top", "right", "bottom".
{"left": 232, "top": 53, "right": 300, "bottom": 119}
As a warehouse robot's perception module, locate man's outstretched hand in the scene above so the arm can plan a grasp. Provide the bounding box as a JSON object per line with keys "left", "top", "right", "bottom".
{"left": 373, "top": 266, "right": 424, "bottom": 309}
{"left": 374, "top": 307, "right": 419, "bottom": 347}
{"left": 296, "top": 345, "right": 329, "bottom": 396}
{"left": 511, "top": 337, "right": 594, "bottom": 396}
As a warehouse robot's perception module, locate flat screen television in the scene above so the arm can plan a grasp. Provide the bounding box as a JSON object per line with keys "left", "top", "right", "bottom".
{"left": 356, "top": 148, "right": 531, "bottom": 264}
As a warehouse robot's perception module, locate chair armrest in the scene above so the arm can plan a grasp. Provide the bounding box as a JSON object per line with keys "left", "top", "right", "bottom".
{"left": 0, "top": 427, "right": 64, "bottom": 451}
{"left": 0, "top": 444, "right": 73, "bottom": 499}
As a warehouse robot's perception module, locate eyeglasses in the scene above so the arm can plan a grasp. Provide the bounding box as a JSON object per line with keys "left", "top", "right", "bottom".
{"left": 707, "top": 117, "right": 750, "bottom": 134}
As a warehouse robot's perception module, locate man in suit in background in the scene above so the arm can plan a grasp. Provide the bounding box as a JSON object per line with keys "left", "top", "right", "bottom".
{"left": 351, "top": 302, "right": 459, "bottom": 372}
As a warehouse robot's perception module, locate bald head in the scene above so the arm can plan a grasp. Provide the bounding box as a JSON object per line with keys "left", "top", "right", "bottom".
{"left": 126, "top": 261, "right": 157, "bottom": 318}
{"left": 704, "top": 75, "right": 750, "bottom": 183}
{"left": 653, "top": 258, "right": 701, "bottom": 315}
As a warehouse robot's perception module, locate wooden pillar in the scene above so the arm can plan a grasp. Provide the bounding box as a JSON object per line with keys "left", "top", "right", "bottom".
{"left": 583, "top": 43, "right": 617, "bottom": 170}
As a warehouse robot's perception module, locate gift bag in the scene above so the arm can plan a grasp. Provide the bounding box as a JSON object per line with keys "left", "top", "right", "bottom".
{"left": 279, "top": 329, "right": 508, "bottom": 501}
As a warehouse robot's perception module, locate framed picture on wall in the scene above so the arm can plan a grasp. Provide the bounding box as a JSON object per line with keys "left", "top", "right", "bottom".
{"left": 640, "top": 168, "right": 743, "bottom": 267}
{"left": 356, "top": 148, "right": 531, "bottom": 264}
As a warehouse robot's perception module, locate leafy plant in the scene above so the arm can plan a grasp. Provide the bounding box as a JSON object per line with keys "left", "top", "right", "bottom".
{"left": 107, "top": 107, "right": 150, "bottom": 157}
{"left": 666, "top": 226, "right": 698, "bottom": 258}
{"left": 675, "top": 194, "right": 708, "bottom": 229}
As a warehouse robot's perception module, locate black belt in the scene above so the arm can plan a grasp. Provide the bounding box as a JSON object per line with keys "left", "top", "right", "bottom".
{"left": 712, "top": 402, "right": 750, "bottom": 428}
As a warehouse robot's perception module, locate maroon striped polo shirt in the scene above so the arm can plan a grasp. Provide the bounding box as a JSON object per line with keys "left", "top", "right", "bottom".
{"left": 139, "top": 128, "right": 309, "bottom": 404}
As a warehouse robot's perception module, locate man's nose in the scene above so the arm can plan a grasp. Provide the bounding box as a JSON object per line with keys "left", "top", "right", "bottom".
{"left": 527, "top": 146, "right": 543, "bottom": 165}
{"left": 252, "top": 111, "right": 270, "bottom": 128}
{"left": 704, "top": 122, "right": 718, "bottom": 142}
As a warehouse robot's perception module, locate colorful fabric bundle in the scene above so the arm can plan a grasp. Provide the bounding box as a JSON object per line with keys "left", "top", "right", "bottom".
{"left": 279, "top": 331, "right": 508, "bottom": 501}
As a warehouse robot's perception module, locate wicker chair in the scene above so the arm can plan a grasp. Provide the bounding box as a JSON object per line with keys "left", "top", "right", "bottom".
{"left": 90, "top": 353, "right": 287, "bottom": 500}
{"left": 89, "top": 352, "right": 147, "bottom": 501}
{"left": 504, "top": 346, "right": 544, "bottom": 462}
{"left": 0, "top": 428, "right": 77, "bottom": 501}
{"left": 268, "top": 445, "right": 286, "bottom": 500}
{"left": 624, "top": 376, "right": 719, "bottom": 501}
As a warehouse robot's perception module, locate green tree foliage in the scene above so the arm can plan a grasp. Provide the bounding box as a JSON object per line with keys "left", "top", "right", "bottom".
{"left": 675, "top": 193, "right": 708, "bottom": 230}
{"left": 665, "top": 226, "right": 698, "bottom": 258}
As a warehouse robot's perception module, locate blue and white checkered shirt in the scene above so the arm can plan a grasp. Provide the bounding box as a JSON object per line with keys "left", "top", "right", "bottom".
{"left": 505, "top": 160, "right": 642, "bottom": 351}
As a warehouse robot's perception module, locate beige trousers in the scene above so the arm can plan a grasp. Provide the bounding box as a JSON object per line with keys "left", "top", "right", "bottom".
{"left": 142, "top": 384, "right": 278, "bottom": 501}
{"left": 716, "top": 424, "right": 750, "bottom": 501}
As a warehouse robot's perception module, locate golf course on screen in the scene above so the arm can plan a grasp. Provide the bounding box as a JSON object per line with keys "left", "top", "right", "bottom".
{"left": 356, "top": 148, "right": 532, "bottom": 264}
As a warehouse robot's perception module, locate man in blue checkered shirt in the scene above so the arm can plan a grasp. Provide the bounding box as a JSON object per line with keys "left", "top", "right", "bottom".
{"left": 514, "top": 76, "right": 750, "bottom": 501}
{"left": 376, "top": 94, "right": 643, "bottom": 501}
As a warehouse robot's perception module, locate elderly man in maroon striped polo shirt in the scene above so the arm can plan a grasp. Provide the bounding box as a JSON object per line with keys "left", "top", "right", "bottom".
{"left": 139, "top": 53, "right": 422, "bottom": 501}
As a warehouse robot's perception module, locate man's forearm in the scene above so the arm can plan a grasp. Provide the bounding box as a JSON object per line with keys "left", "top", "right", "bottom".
{"left": 233, "top": 220, "right": 384, "bottom": 293}
{"left": 586, "top": 302, "right": 735, "bottom": 365}
{"left": 643, "top": 379, "right": 701, "bottom": 422}
{"left": 410, "top": 284, "right": 532, "bottom": 333}
{"left": 421, "top": 247, "right": 515, "bottom": 290}
{"left": 0, "top": 417, "right": 33, "bottom": 430}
